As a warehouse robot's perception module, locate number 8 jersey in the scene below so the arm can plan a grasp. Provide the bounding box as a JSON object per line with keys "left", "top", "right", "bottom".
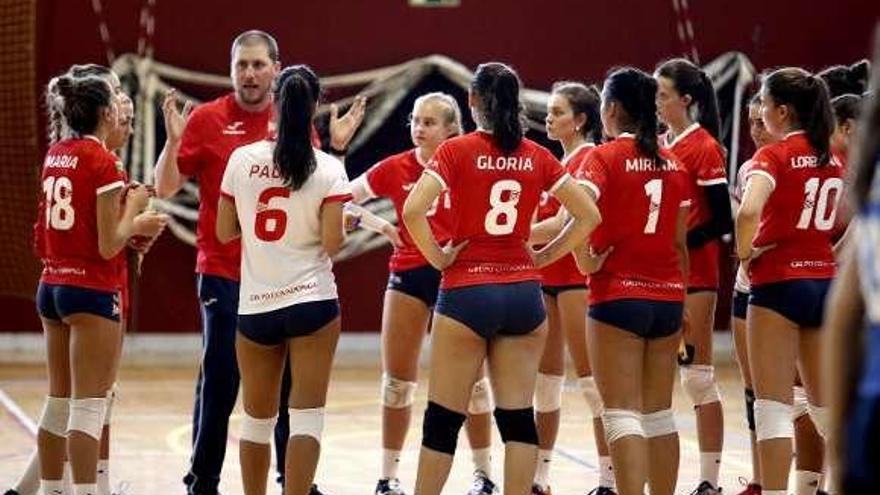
{"left": 426, "top": 131, "right": 568, "bottom": 289}
{"left": 220, "top": 141, "right": 352, "bottom": 315}
{"left": 35, "top": 137, "right": 126, "bottom": 292}
{"left": 744, "top": 131, "right": 843, "bottom": 285}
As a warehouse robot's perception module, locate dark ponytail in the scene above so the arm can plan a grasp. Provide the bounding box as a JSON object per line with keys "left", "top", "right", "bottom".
{"left": 551, "top": 81, "right": 603, "bottom": 144}
{"left": 818, "top": 60, "right": 871, "bottom": 98}
{"left": 831, "top": 93, "right": 862, "bottom": 124}
{"left": 471, "top": 62, "right": 523, "bottom": 154}
{"left": 656, "top": 58, "right": 721, "bottom": 138}
{"left": 603, "top": 67, "right": 664, "bottom": 165}
{"left": 46, "top": 64, "right": 116, "bottom": 145}
{"left": 764, "top": 68, "right": 834, "bottom": 164}
{"left": 54, "top": 74, "right": 113, "bottom": 137}
{"left": 272, "top": 65, "right": 320, "bottom": 191}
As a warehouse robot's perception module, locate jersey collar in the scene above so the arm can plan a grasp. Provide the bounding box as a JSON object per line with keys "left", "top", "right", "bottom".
{"left": 784, "top": 130, "right": 806, "bottom": 139}
{"left": 617, "top": 132, "right": 636, "bottom": 139}
{"left": 83, "top": 135, "right": 107, "bottom": 149}
{"left": 665, "top": 122, "right": 700, "bottom": 148}
{"left": 561, "top": 142, "right": 596, "bottom": 165}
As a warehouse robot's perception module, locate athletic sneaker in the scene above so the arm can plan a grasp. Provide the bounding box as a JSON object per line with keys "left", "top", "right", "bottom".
{"left": 310, "top": 484, "right": 329, "bottom": 495}
{"left": 690, "top": 481, "right": 723, "bottom": 495}
{"left": 817, "top": 491, "right": 829, "bottom": 495}
{"left": 531, "top": 483, "right": 551, "bottom": 495}
{"left": 734, "top": 482, "right": 760, "bottom": 495}
{"left": 467, "top": 471, "right": 498, "bottom": 495}
{"left": 112, "top": 481, "right": 131, "bottom": 495}
{"left": 587, "top": 487, "right": 618, "bottom": 495}
{"left": 4, "top": 490, "right": 21, "bottom": 495}
{"left": 375, "top": 478, "right": 406, "bottom": 495}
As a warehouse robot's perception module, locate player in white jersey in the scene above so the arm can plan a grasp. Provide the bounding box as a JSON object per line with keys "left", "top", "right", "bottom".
{"left": 216, "top": 65, "right": 350, "bottom": 495}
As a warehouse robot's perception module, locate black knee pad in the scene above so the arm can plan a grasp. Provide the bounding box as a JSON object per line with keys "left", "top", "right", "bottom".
{"left": 422, "top": 401, "right": 466, "bottom": 455}
{"left": 745, "top": 388, "right": 756, "bottom": 432}
{"left": 494, "top": 407, "right": 538, "bottom": 445}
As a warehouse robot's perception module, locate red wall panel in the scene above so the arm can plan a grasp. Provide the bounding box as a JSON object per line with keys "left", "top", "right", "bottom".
{"left": 11, "top": 0, "right": 875, "bottom": 333}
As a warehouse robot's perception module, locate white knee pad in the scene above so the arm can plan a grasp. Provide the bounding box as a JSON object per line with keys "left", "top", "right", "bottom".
{"left": 602, "top": 409, "right": 644, "bottom": 444}
{"left": 534, "top": 373, "right": 564, "bottom": 413}
{"left": 754, "top": 399, "right": 794, "bottom": 442}
{"left": 642, "top": 409, "right": 677, "bottom": 438}
{"left": 104, "top": 383, "right": 118, "bottom": 426}
{"left": 381, "top": 373, "right": 417, "bottom": 409}
{"left": 39, "top": 396, "right": 70, "bottom": 437}
{"left": 467, "top": 376, "right": 494, "bottom": 415}
{"left": 680, "top": 365, "right": 722, "bottom": 406}
{"left": 807, "top": 403, "right": 829, "bottom": 439}
{"left": 791, "top": 386, "right": 809, "bottom": 420}
{"left": 68, "top": 397, "right": 108, "bottom": 440}
{"left": 578, "top": 376, "right": 604, "bottom": 418}
{"left": 240, "top": 413, "right": 278, "bottom": 444}
{"left": 289, "top": 407, "right": 325, "bottom": 443}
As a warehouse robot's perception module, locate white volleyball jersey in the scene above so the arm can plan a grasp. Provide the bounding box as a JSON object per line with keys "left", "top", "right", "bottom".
{"left": 221, "top": 140, "right": 351, "bottom": 314}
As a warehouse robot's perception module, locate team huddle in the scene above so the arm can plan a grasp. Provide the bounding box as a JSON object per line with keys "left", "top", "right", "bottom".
{"left": 14, "top": 27, "right": 879, "bottom": 495}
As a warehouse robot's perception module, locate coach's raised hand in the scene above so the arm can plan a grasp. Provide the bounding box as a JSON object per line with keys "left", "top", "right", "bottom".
{"left": 162, "top": 89, "right": 193, "bottom": 144}
{"left": 329, "top": 95, "right": 367, "bottom": 153}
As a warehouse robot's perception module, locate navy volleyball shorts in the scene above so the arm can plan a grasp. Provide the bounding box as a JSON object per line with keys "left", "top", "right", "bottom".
{"left": 36, "top": 282, "right": 120, "bottom": 322}
{"left": 435, "top": 280, "right": 546, "bottom": 339}
{"left": 589, "top": 298, "right": 684, "bottom": 339}
{"left": 749, "top": 278, "right": 832, "bottom": 328}
{"left": 238, "top": 299, "right": 340, "bottom": 346}
{"left": 387, "top": 265, "right": 442, "bottom": 308}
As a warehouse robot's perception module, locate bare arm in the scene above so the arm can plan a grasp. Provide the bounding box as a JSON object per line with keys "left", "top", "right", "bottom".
{"left": 216, "top": 196, "right": 240, "bottom": 244}
{"left": 735, "top": 175, "right": 773, "bottom": 261}
{"left": 320, "top": 201, "right": 346, "bottom": 257}
{"left": 154, "top": 90, "right": 193, "bottom": 198}
{"left": 532, "top": 178, "right": 601, "bottom": 269}
{"left": 97, "top": 185, "right": 166, "bottom": 259}
{"left": 529, "top": 207, "right": 567, "bottom": 245}
{"left": 403, "top": 174, "right": 465, "bottom": 269}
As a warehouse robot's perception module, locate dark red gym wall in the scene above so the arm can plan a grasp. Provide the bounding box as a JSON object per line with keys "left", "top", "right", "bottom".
{"left": 4, "top": 0, "right": 876, "bottom": 332}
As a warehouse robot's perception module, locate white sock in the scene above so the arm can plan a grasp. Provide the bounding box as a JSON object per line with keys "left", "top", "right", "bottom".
{"left": 822, "top": 466, "right": 833, "bottom": 493}
{"left": 795, "top": 470, "right": 821, "bottom": 495}
{"left": 764, "top": 491, "right": 787, "bottom": 495}
{"left": 381, "top": 449, "right": 401, "bottom": 480}
{"left": 41, "top": 479, "right": 64, "bottom": 495}
{"left": 73, "top": 484, "right": 97, "bottom": 495}
{"left": 700, "top": 451, "right": 721, "bottom": 488}
{"left": 598, "top": 455, "right": 615, "bottom": 488}
{"left": 534, "top": 449, "right": 552, "bottom": 489}
{"left": 471, "top": 447, "right": 492, "bottom": 478}
{"left": 96, "top": 460, "right": 110, "bottom": 495}
{"left": 15, "top": 450, "right": 41, "bottom": 495}
{"left": 62, "top": 463, "right": 73, "bottom": 493}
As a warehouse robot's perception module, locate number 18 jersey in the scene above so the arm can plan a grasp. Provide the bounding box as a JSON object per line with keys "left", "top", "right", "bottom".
{"left": 220, "top": 141, "right": 352, "bottom": 314}
{"left": 426, "top": 131, "right": 568, "bottom": 289}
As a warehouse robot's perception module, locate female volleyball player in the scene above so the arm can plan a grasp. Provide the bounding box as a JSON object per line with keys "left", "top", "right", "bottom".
{"left": 531, "top": 81, "right": 615, "bottom": 495}
{"left": 347, "top": 92, "right": 498, "bottom": 495}
{"left": 577, "top": 67, "right": 690, "bottom": 495}
{"left": 403, "top": 62, "right": 599, "bottom": 495}
{"left": 654, "top": 58, "right": 730, "bottom": 495}
{"left": 736, "top": 68, "right": 840, "bottom": 495}
{"left": 216, "top": 65, "right": 348, "bottom": 495}
{"left": 35, "top": 71, "right": 166, "bottom": 495}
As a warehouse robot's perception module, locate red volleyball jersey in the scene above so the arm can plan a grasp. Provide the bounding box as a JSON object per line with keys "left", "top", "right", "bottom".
{"left": 35, "top": 137, "right": 126, "bottom": 292}
{"left": 576, "top": 134, "right": 690, "bottom": 304}
{"left": 665, "top": 124, "right": 727, "bottom": 289}
{"left": 537, "top": 143, "right": 595, "bottom": 288}
{"left": 364, "top": 149, "right": 453, "bottom": 272}
{"left": 177, "top": 94, "right": 273, "bottom": 281}
{"left": 426, "top": 131, "right": 568, "bottom": 289}
{"left": 745, "top": 132, "right": 842, "bottom": 285}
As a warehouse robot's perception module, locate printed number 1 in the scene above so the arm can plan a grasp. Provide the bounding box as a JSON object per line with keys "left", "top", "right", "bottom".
{"left": 643, "top": 179, "right": 663, "bottom": 234}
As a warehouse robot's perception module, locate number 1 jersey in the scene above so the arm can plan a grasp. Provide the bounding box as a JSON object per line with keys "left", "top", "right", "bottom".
{"left": 574, "top": 134, "right": 690, "bottom": 304}
{"left": 220, "top": 141, "right": 352, "bottom": 314}
{"left": 426, "top": 131, "right": 568, "bottom": 289}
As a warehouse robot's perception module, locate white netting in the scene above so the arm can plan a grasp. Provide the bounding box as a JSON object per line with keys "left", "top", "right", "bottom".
{"left": 111, "top": 52, "right": 755, "bottom": 260}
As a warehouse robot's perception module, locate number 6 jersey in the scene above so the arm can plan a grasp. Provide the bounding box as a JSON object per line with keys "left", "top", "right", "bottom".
{"left": 426, "top": 131, "right": 568, "bottom": 289}
{"left": 35, "top": 136, "right": 126, "bottom": 292}
{"left": 220, "top": 141, "right": 352, "bottom": 315}
{"left": 744, "top": 131, "right": 843, "bottom": 285}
